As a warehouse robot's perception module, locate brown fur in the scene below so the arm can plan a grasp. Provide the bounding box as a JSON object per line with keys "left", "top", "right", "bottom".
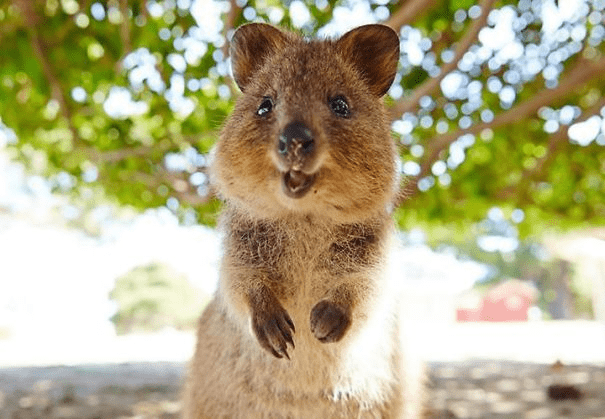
{"left": 184, "top": 23, "right": 425, "bottom": 418}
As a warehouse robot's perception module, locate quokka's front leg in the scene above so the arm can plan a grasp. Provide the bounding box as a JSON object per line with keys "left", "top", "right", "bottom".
{"left": 310, "top": 281, "right": 371, "bottom": 343}
{"left": 221, "top": 216, "right": 295, "bottom": 359}
{"left": 311, "top": 221, "right": 386, "bottom": 344}
{"left": 310, "top": 297, "right": 351, "bottom": 343}
{"left": 219, "top": 265, "right": 296, "bottom": 359}
{"left": 248, "top": 284, "right": 295, "bottom": 359}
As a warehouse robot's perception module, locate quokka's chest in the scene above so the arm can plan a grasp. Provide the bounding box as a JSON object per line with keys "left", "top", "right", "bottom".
{"left": 225, "top": 217, "right": 387, "bottom": 276}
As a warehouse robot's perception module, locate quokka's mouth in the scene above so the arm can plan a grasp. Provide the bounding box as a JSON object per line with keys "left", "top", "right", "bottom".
{"left": 282, "top": 170, "right": 316, "bottom": 199}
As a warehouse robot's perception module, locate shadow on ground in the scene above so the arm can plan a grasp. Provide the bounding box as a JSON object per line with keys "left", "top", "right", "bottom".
{"left": 1, "top": 361, "right": 604, "bottom": 419}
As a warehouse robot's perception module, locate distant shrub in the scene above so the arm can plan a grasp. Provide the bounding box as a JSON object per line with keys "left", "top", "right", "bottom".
{"left": 109, "top": 263, "right": 207, "bottom": 334}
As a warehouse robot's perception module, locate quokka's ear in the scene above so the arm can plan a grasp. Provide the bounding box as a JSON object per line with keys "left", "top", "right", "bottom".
{"left": 230, "top": 23, "right": 289, "bottom": 92}
{"left": 336, "top": 24, "right": 400, "bottom": 97}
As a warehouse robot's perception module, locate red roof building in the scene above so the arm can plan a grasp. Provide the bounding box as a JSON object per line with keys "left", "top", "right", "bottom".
{"left": 457, "top": 279, "right": 539, "bottom": 322}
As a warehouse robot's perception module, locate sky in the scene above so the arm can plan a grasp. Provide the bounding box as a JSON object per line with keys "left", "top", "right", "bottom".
{"left": 0, "top": 146, "right": 221, "bottom": 339}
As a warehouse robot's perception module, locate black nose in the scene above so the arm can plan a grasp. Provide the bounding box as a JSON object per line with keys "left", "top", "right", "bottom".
{"left": 278, "top": 121, "right": 314, "bottom": 157}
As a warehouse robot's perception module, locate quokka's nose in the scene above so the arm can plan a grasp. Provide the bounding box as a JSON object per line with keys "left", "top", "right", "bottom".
{"left": 278, "top": 121, "right": 315, "bottom": 159}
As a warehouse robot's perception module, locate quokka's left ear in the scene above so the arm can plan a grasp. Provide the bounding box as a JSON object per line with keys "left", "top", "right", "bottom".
{"left": 335, "top": 24, "right": 400, "bottom": 97}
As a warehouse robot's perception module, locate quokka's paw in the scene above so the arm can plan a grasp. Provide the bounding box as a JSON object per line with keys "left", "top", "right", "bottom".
{"left": 251, "top": 299, "right": 295, "bottom": 360}
{"left": 310, "top": 300, "right": 351, "bottom": 343}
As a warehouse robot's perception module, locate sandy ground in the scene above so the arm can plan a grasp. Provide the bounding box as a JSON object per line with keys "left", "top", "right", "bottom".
{"left": 1, "top": 321, "right": 605, "bottom": 418}
{"left": 0, "top": 362, "right": 184, "bottom": 419}
{"left": 1, "top": 361, "right": 604, "bottom": 418}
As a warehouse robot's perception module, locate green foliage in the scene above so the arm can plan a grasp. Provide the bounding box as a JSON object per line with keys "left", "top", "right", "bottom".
{"left": 109, "top": 263, "right": 207, "bottom": 334}
{"left": 1, "top": 0, "right": 604, "bottom": 238}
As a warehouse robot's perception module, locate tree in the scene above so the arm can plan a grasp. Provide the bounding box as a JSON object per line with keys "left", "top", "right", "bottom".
{"left": 109, "top": 262, "right": 207, "bottom": 334}
{"left": 1, "top": 0, "right": 604, "bottom": 237}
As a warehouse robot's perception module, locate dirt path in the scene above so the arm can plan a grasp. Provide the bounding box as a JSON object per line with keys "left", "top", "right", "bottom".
{"left": 0, "top": 363, "right": 184, "bottom": 419}
{"left": 1, "top": 361, "right": 604, "bottom": 419}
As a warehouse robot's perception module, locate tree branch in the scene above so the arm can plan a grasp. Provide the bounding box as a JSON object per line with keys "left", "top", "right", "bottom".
{"left": 119, "top": 0, "right": 132, "bottom": 57}
{"left": 222, "top": 0, "right": 241, "bottom": 58}
{"left": 499, "top": 95, "right": 605, "bottom": 200}
{"left": 161, "top": 170, "right": 214, "bottom": 207}
{"left": 390, "top": 0, "right": 497, "bottom": 118}
{"left": 86, "top": 132, "right": 219, "bottom": 163}
{"left": 16, "top": 0, "right": 85, "bottom": 150}
{"left": 396, "top": 56, "right": 605, "bottom": 204}
{"left": 91, "top": 142, "right": 215, "bottom": 207}
{"left": 89, "top": 145, "right": 157, "bottom": 163}
{"left": 17, "top": 1, "right": 66, "bottom": 114}
{"left": 385, "top": 0, "right": 443, "bottom": 32}
{"left": 136, "top": 169, "right": 214, "bottom": 207}
{"left": 426, "top": 56, "right": 605, "bottom": 168}
{"left": 222, "top": 0, "right": 242, "bottom": 97}
{"left": 140, "top": 0, "right": 149, "bottom": 18}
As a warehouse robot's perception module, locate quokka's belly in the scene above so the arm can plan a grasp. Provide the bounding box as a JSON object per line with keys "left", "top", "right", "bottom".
{"left": 185, "top": 298, "right": 405, "bottom": 419}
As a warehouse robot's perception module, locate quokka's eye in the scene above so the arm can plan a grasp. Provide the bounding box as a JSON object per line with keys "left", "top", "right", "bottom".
{"left": 328, "top": 96, "right": 350, "bottom": 118}
{"left": 256, "top": 97, "right": 274, "bottom": 117}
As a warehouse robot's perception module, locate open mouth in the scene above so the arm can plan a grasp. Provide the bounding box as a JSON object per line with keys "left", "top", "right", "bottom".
{"left": 282, "top": 170, "right": 316, "bottom": 199}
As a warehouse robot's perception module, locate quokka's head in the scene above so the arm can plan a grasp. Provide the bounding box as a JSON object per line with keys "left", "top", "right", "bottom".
{"left": 211, "top": 23, "right": 400, "bottom": 223}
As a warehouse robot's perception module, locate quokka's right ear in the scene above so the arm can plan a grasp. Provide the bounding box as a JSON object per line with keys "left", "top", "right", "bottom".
{"left": 230, "top": 23, "right": 289, "bottom": 92}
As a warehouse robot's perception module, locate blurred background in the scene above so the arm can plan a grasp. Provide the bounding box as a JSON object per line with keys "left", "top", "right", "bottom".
{"left": 1, "top": 0, "right": 605, "bottom": 363}
{"left": 0, "top": 0, "right": 605, "bottom": 417}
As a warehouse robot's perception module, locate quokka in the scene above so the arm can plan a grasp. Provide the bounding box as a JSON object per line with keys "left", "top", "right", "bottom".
{"left": 184, "top": 23, "right": 426, "bottom": 419}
